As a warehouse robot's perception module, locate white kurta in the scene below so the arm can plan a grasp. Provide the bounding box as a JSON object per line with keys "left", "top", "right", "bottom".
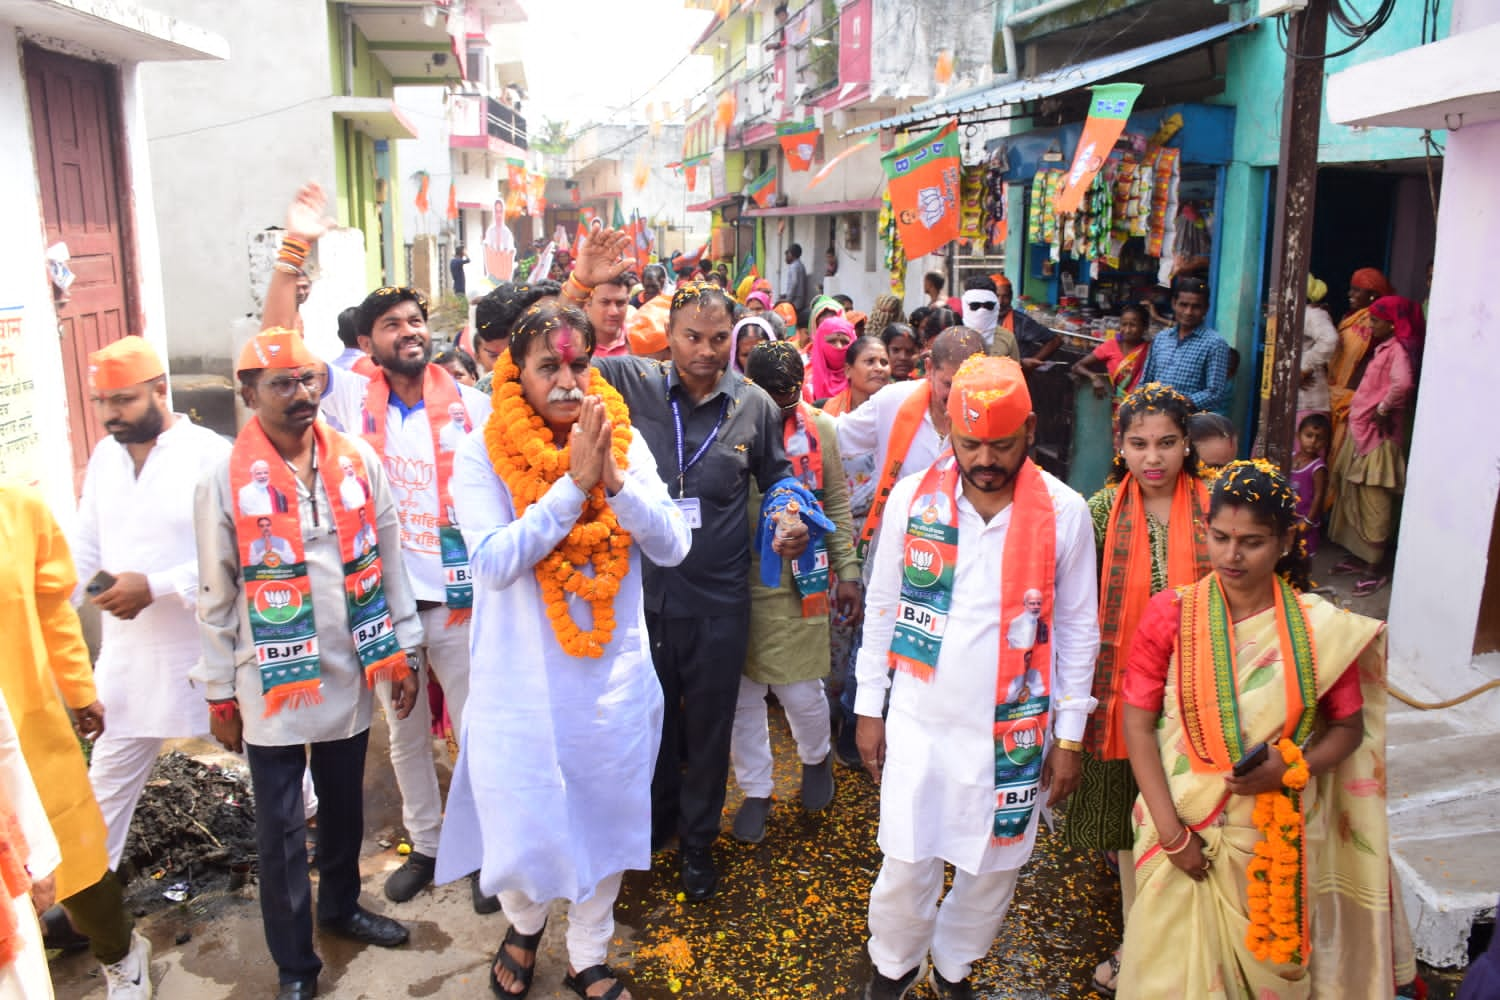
{"left": 854, "top": 467, "right": 1100, "bottom": 875}
{"left": 70, "top": 417, "right": 231, "bottom": 738}
{"left": 835, "top": 379, "right": 949, "bottom": 572}
{"left": 321, "top": 364, "right": 493, "bottom": 602}
{"left": 0, "top": 690, "right": 59, "bottom": 999}
{"left": 435, "top": 428, "right": 692, "bottom": 902}
{"left": 1298, "top": 305, "right": 1340, "bottom": 414}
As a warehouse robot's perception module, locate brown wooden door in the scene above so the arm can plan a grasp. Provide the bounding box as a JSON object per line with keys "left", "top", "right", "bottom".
{"left": 25, "top": 45, "right": 135, "bottom": 495}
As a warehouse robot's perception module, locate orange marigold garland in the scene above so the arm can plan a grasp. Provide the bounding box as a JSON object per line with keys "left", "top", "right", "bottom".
{"left": 1246, "top": 739, "right": 1310, "bottom": 966}
{"left": 484, "top": 352, "right": 633, "bottom": 658}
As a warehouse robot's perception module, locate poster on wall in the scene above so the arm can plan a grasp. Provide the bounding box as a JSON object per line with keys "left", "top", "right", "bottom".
{"left": 0, "top": 306, "right": 40, "bottom": 487}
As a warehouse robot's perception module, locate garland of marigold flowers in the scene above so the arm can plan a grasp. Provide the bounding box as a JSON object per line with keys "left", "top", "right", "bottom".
{"left": 483, "top": 352, "right": 633, "bottom": 658}
{"left": 1246, "top": 739, "right": 1310, "bottom": 966}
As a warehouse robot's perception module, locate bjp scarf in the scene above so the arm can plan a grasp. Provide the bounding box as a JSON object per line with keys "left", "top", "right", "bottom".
{"left": 1086, "top": 471, "right": 1210, "bottom": 759}
{"left": 360, "top": 364, "right": 474, "bottom": 619}
{"left": 231, "top": 418, "right": 409, "bottom": 716}
{"left": 0, "top": 784, "right": 29, "bottom": 968}
{"left": 858, "top": 381, "right": 931, "bottom": 558}
{"left": 891, "top": 452, "right": 1056, "bottom": 845}
{"left": 783, "top": 402, "right": 831, "bottom": 616}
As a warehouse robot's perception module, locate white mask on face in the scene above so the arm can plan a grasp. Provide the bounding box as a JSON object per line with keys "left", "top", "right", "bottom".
{"left": 962, "top": 291, "right": 1000, "bottom": 337}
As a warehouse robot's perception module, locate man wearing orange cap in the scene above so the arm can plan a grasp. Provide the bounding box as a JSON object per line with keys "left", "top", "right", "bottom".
{"left": 193, "top": 326, "right": 423, "bottom": 1000}
{"left": 626, "top": 291, "right": 672, "bottom": 360}
{"left": 73, "top": 337, "right": 237, "bottom": 883}
{"left": 263, "top": 184, "right": 493, "bottom": 907}
{"left": 853, "top": 356, "right": 1099, "bottom": 1000}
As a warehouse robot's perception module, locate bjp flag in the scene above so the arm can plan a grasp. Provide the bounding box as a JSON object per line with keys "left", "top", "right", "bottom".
{"left": 745, "top": 167, "right": 778, "bottom": 208}
{"left": 1054, "top": 82, "right": 1142, "bottom": 215}
{"left": 777, "top": 119, "right": 818, "bottom": 172}
{"left": 881, "top": 120, "right": 961, "bottom": 259}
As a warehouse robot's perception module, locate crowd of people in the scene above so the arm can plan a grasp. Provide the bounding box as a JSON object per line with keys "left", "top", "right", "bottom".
{"left": 0, "top": 183, "right": 1439, "bottom": 1000}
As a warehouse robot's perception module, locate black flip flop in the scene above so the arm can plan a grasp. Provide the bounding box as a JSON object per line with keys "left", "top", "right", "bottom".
{"left": 490, "top": 921, "right": 546, "bottom": 999}
{"left": 564, "top": 963, "right": 628, "bottom": 1000}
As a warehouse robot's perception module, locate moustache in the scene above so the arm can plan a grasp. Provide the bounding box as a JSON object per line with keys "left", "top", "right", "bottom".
{"left": 548, "top": 387, "right": 585, "bottom": 403}
{"left": 286, "top": 403, "right": 318, "bottom": 417}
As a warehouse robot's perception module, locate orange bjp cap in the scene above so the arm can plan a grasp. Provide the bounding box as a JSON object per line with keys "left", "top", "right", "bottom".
{"left": 88, "top": 337, "right": 165, "bottom": 391}
{"left": 627, "top": 295, "right": 671, "bottom": 356}
{"left": 947, "top": 355, "right": 1032, "bottom": 439}
{"left": 236, "top": 327, "right": 321, "bottom": 375}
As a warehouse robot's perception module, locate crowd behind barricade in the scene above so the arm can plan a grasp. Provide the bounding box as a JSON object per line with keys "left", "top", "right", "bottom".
{"left": 0, "top": 185, "right": 1456, "bottom": 1000}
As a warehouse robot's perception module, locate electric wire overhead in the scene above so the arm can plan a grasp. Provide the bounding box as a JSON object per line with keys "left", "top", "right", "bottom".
{"left": 1277, "top": 0, "right": 1397, "bottom": 60}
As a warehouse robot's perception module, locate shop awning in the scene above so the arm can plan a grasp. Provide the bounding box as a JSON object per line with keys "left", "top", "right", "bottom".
{"left": 686, "top": 195, "right": 740, "bottom": 212}
{"left": 846, "top": 18, "right": 1260, "bottom": 136}
{"left": 743, "top": 197, "right": 882, "bottom": 218}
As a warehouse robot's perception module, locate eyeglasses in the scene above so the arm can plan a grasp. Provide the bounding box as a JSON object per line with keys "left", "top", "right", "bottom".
{"left": 262, "top": 370, "right": 326, "bottom": 398}
{"left": 965, "top": 300, "right": 997, "bottom": 311}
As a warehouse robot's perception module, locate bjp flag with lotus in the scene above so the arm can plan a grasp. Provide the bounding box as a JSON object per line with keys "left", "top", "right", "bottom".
{"left": 881, "top": 120, "right": 961, "bottom": 259}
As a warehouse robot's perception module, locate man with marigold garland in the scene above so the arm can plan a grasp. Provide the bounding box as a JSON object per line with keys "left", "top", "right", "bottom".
{"left": 434, "top": 301, "right": 692, "bottom": 1000}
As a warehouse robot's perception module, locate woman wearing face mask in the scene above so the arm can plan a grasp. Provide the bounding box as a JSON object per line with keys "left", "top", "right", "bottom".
{"left": 806, "top": 316, "right": 856, "bottom": 404}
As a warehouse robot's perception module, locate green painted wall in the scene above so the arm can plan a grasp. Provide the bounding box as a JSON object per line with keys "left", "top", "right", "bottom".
{"left": 1206, "top": 0, "right": 1451, "bottom": 437}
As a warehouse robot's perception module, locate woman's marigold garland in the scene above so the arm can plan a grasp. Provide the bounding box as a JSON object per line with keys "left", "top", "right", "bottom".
{"left": 484, "top": 352, "right": 632, "bottom": 658}
{"left": 1246, "top": 739, "right": 1309, "bottom": 966}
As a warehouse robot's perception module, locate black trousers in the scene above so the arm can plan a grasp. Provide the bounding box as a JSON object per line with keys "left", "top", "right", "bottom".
{"left": 647, "top": 611, "right": 750, "bottom": 850}
{"left": 245, "top": 729, "right": 368, "bottom": 986}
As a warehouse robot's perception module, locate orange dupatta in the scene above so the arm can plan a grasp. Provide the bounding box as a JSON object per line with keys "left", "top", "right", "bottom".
{"left": 1085, "top": 471, "right": 1210, "bottom": 760}
{"left": 857, "top": 380, "right": 930, "bottom": 556}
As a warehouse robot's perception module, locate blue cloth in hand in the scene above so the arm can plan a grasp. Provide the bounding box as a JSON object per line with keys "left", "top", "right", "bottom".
{"left": 756, "top": 477, "right": 836, "bottom": 589}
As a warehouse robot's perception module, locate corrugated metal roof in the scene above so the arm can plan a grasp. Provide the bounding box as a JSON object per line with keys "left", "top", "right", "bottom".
{"left": 846, "top": 18, "right": 1258, "bottom": 136}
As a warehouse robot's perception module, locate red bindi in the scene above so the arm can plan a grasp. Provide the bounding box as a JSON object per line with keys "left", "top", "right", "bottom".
{"left": 553, "top": 330, "right": 578, "bottom": 364}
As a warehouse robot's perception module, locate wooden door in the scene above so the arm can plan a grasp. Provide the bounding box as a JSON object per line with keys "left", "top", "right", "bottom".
{"left": 25, "top": 45, "right": 134, "bottom": 495}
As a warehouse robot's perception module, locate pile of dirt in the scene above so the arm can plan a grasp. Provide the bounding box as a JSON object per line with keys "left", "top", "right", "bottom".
{"left": 119, "top": 752, "right": 258, "bottom": 909}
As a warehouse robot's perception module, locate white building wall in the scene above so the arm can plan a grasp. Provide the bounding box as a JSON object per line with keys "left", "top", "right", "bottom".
{"left": 1385, "top": 115, "right": 1500, "bottom": 709}
{"left": 139, "top": 0, "right": 338, "bottom": 373}
{"left": 0, "top": 26, "right": 179, "bottom": 523}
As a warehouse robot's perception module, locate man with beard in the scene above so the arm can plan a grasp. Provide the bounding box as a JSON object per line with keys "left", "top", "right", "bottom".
{"left": 853, "top": 356, "right": 1098, "bottom": 1000}
{"left": 72, "top": 338, "right": 235, "bottom": 878}
{"left": 265, "top": 184, "right": 492, "bottom": 905}
{"left": 195, "top": 326, "right": 422, "bottom": 999}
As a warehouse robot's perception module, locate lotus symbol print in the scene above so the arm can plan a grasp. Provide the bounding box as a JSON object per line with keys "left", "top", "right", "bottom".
{"left": 1000, "top": 717, "right": 1046, "bottom": 767}
{"left": 916, "top": 185, "right": 946, "bottom": 228}
{"left": 903, "top": 539, "right": 944, "bottom": 588}
{"left": 254, "top": 584, "right": 303, "bottom": 625}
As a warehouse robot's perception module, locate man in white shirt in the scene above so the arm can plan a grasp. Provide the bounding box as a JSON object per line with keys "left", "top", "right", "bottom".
{"left": 264, "top": 185, "right": 493, "bottom": 906}
{"left": 73, "top": 337, "right": 235, "bottom": 875}
{"left": 248, "top": 518, "right": 298, "bottom": 568}
{"left": 238, "top": 460, "right": 289, "bottom": 515}
{"left": 853, "top": 356, "right": 1099, "bottom": 1000}
{"left": 832, "top": 328, "right": 983, "bottom": 762}
{"left": 438, "top": 403, "right": 469, "bottom": 452}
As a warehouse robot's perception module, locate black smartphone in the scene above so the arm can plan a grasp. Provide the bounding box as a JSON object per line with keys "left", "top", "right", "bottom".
{"left": 85, "top": 570, "right": 117, "bottom": 596}
{"left": 1232, "top": 741, "right": 1269, "bottom": 777}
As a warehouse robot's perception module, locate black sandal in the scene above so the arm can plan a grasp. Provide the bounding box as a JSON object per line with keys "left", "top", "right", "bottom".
{"left": 490, "top": 922, "right": 546, "bottom": 998}
{"left": 563, "top": 963, "right": 628, "bottom": 1000}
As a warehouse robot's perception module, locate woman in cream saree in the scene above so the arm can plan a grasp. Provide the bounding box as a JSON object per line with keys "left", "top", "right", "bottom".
{"left": 1117, "top": 460, "right": 1392, "bottom": 999}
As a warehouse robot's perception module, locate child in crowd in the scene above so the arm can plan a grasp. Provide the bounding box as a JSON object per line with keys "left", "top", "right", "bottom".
{"left": 1290, "top": 413, "right": 1331, "bottom": 556}
{"left": 1187, "top": 412, "right": 1237, "bottom": 472}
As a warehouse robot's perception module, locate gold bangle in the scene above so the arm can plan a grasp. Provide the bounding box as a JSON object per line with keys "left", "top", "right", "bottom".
{"left": 1052, "top": 737, "right": 1084, "bottom": 753}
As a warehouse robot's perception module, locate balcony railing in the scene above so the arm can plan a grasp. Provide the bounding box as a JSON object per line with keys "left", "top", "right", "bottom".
{"left": 486, "top": 96, "right": 528, "bottom": 151}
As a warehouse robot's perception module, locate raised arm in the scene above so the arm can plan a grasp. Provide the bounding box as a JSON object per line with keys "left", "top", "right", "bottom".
{"left": 262, "top": 183, "right": 337, "bottom": 332}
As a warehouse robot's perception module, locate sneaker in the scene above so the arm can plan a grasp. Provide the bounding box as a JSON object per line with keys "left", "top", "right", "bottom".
{"left": 680, "top": 845, "right": 718, "bottom": 902}
{"left": 801, "top": 754, "right": 835, "bottom": 812}
{"left": 863, "top": 964, "right": 919, "bottom": 1000}
{"left": 731, "top": 796, "right": 772, "bottom": 843}
{"left": 383, "top": 851, "right": 436, "bottom": 902}
{"left": 103, "top": 930, "right": 153, "bottom": 999}
{"left": 928, "top": 967, "right": 976, "bottom": 1000}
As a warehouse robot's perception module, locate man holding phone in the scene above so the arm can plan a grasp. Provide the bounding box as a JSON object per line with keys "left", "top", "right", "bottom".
{"left": 73, "top": 337, "right": 236, "bottom": 880}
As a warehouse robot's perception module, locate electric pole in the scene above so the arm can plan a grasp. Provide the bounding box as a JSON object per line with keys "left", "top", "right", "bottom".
{"left": 1264, "top": 0, "right": 1330, "bottom": 470}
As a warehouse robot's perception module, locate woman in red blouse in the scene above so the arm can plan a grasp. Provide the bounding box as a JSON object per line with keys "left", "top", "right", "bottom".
{"left": 1114, "top": 460, "right": 1394, "bottom": 999}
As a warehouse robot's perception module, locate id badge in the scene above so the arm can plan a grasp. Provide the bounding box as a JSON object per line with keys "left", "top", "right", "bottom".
{"left": 675, "top": 497, "right": 703, "bottom": 529}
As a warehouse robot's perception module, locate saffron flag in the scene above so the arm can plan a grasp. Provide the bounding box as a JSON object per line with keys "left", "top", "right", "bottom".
{"left": 745, "top": 167, "right": 778, "bottom": 208}
{"left": 414, "top": 171, "right": 430, "bottom": 214}
{"left": 446, "top": 181, "right": 458, "bottom": 221}
{"left": 1054, "top": 82, "right": 1142, "bottom": 215}
{"left": 881, "top": 120, "right": 961, "bottom": 259}
{"left": 777, "top": 119, "right": 819, "bottom": 172}
{"left": 528, "top": 174, "right": 547, "bottom": 217}
{"left": 807, "top": 134, "right": 877, "bottom": 192}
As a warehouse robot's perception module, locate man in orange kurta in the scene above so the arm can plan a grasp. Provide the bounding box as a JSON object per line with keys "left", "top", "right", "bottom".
{"left": 0, "top": 486, "right": 150, "bottom": 997}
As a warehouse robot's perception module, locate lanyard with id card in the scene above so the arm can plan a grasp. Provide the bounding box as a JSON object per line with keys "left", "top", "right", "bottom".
{"left": 671, "top": 392, "right": 729, "bottom": 531}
